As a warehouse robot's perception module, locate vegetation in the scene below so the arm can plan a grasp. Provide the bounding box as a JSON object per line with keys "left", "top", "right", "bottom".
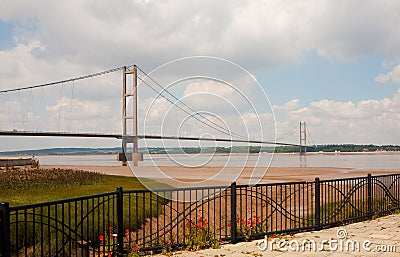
{"left": 270, "top": 144, "right": 400, "bottom": 153}
{"left": 305, "top": 198, "right": 399, "bottom": 227}
{"left": 0, "top": 168, "right": 167, "bottom": 206}
{"left": 1, "top": 168, "right": 169, "bottom": 256}
{"left": 185, "top": 217, "right": 220, "bottom": 251}
{"left": 1, "top": 144, "right": 399, "bottom": 156}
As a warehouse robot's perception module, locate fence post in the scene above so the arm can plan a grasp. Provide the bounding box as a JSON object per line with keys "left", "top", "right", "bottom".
{"left": 314, "top": 178, "right": 321, "bottom": 230}
{"left": 230, "top": 182, "right": 237, "bottom": 244}
{"left": 0, "top": 202, "right": 10, "bottom": 257}
{"left": 116, "top": 187, "right": 124, "bottom": 256}
{"left": 367, "top": 174, "right": 372, "bottom": 219}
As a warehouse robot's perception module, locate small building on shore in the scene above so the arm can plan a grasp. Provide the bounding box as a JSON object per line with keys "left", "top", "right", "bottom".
{"left": 0, "top": 157, "right": 39, "bottom": 170}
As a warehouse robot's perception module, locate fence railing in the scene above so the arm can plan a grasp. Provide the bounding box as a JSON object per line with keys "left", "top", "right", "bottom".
{"left": 1, "top": 173, "right": 399, "bottom": 256}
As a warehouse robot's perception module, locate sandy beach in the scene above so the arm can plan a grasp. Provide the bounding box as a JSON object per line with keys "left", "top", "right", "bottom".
{"left": 42, "top": 165, "right": 398, "bottom": 188}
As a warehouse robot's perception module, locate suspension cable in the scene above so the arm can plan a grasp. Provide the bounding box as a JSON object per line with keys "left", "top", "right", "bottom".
{"left": 275, "top": 125, "right": 298, "bottom": 141}
{"left": 137, "top": 75, "right": 240, "bottom": 139}
{"left": 306, "top": 126, "right": 317, "bottom": 147}
{"left": 137, "top": 67, "right": 255, "bottom": 141}
{"left": 0, "top": 65, "right": 133, "bottom": 94}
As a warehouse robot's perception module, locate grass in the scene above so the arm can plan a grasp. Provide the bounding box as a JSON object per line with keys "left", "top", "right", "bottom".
{"left": 0, "top": 168, "right": 170, "bottom": 256}
{"left": 0, "top": 168, "right": 168, "bottom": 206}
{"left": 304, "top": 198, "right": 400, "bottom": 226}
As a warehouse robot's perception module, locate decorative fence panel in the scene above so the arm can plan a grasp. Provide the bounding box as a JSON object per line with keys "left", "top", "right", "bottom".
{"left": 1, "top": 173, "right": 399, "bottom": 257}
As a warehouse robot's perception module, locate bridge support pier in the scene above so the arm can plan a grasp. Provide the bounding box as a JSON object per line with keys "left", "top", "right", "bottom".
{"left": 119, "top": 65, "right": 142, "bottom": 166}
{"left": 299, "top": 121, "right": 307, "bottom": 155}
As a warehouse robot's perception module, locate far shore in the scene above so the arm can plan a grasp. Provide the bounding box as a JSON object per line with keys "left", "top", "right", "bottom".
{"left": 42, "top": 165, "right": 399, "bottom": 188}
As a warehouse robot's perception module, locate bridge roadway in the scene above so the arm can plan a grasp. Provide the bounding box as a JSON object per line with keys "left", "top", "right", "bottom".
{"left": 0, "top": 130, "right": 301, "bottom": 147}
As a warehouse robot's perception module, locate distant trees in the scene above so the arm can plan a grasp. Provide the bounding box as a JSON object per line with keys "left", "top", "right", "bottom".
{"left": 270, "top": 144, "right": 400, "bottom": 153}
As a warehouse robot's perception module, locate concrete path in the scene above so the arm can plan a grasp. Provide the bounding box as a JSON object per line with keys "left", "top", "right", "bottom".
{"left": 155, "top": 213, "right": 400, "bottom": 256}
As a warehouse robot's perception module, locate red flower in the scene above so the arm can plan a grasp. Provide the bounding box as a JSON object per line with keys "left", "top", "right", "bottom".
{"left": 186, "top": 221, "right": 191, "bottom": 227}
{"left": 133, "top": 246, "right": 139, "bottom": 252}
{"left": 257, "top": 221, "right": 261, "bottom": 225}
{"left": 198, "top": 217, "right": 203, "bottom": 222}
{"left": 220, "top": 225, "right": 225, "bottom": 229}
{"left": 107, "top": 252, "right": 112, "bottom": 257}
{"left": 99, "top": 235, "right": 104, "bottom": 241}
{"left": 200, "top": 225, "right": 205, "bottom": 229}
{"left": 125, "top": 228, "right": 130, "bottom": 233}
{"left": 227, "top": 223, "right": 231, "bottom": 227}
{"left": 271, "top": 234, "right": 275, "bottom": 239}
{"left": 108, "top": 226, "right": 113, "bottom": 231}
{"left": 253, "top": 215, "right": 257, "bottom": 218}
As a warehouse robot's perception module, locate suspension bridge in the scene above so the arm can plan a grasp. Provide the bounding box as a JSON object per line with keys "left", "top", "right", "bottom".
{"left": 0, "top": 64, "right": 315, "bottom": 165}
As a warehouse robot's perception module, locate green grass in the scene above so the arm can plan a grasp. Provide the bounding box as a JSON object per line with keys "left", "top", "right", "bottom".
{"left": 0, "top": 168, "right": 169, "bottom": 206}
{"left": 0, "top": 168, "right": 171, "bottom": 256}
{"left": 304, "top": 198, "right": 400, "bottom": 226}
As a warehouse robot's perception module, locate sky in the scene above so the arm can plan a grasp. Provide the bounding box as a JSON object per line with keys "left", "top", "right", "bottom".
{"left": 1, "top": 0, "right": 400, "bottom": 151}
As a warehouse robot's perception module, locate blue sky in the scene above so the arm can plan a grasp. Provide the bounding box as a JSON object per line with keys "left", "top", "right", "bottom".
{"left": 0, "top": 0, "right": 400, "bottom": 150}
{"left": 0, "top": 21, "right": 14, "bottom": 49}
{"left": 257, "top": 51, "right": 394, "bottom": 105}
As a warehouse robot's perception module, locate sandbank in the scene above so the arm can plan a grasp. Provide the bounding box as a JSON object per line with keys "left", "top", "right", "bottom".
{"left": 42, "top": 165, "right": 398, "bottom": 188}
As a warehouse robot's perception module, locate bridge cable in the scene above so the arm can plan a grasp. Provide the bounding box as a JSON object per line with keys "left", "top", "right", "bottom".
{"left": 136, "top": 67, "right": 256, "bottom": 141}
{"left": 57, "top": 83, "right": 64, "bottom": 132}
{"left": 69, "top": 81, "right": 75, "bottom": 132}
{"left": 136, "top": 75, "right": 240, "bottom": 139}
{"left": 18, "top": 91, "right": 26, "bottom": 130}
{"left": 306, "top": 126, "right": 317, "bottom": 147}
{"left": 0, "top": 65, "right": 133, "bottom": 94}
{"left": 275, "top": 125, "right": 298, "bottom": 141}
{"left": 136, "top": 68, "right": 244, "bottom": 139}
{"left": 29, "top": 88, "right": 38, "bottom": 131}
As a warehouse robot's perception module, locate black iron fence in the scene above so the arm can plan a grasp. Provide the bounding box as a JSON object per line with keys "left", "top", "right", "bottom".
{"left": 1, "top": 173, "right": 399, "bottom": 256}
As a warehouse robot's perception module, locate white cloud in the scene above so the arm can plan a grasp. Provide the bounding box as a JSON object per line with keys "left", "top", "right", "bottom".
{"left": 1, "top": 0, "right": 400, "bottom": 72}
{"left": 274, "top": 89, "right": 400, "bottom": 144}
{"left": 2, "top": 1, "right": 400, "bottom": 149}
{"left": 273, "top": 99, "right": 301, "bottom": 111}
{"left": 374, "top": 64, "right": 400, "bottom": 83}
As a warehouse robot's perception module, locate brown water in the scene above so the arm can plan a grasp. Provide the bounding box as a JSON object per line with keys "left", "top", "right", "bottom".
{"left": 8, "top": 152, "right": 399, "bottom": 170}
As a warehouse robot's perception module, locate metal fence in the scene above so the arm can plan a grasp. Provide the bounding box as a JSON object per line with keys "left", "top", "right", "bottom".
{"left": 1, "top": 173, "right": 399, "bottom": 256}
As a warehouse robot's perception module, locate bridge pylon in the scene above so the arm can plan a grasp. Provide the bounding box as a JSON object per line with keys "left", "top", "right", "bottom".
{"left": 118, "top": 65, "right": 143, "bottom": 166}
{"left": 299, "top": 121, "right": 307, "bottom": 154}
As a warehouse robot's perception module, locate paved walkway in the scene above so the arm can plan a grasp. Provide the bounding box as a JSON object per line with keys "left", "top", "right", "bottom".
{"left": 155, "top": 213, "right": 400, "bottom": 256}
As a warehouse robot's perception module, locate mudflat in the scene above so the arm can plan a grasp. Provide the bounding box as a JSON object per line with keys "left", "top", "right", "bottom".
{"left": 42, "top": 165, "right": 398, "bottom": 188}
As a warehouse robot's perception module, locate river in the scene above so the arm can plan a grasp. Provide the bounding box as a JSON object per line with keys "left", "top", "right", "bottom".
{"left": 4, "top": 152, "right": 399, "bottom": 170}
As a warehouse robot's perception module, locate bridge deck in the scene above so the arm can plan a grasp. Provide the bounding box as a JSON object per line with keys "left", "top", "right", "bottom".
{"left": 0, "top": 131, "right": 302, "bottom": 147}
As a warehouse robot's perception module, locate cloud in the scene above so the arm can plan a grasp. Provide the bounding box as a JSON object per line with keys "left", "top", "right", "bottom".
{"left": 1, "top": 0, "right": 400, "bottom": 72}
{"left": 274, "top": 89, "right": 400, "bottom": 144}
{"left": 374, "top": 64, "right": 400, "bottom": 83}
{"left": 1, "top": 1, "right": 400, "bottom": 149}
{"left": 273, "top": 99, "right": 301, "bottom": 111}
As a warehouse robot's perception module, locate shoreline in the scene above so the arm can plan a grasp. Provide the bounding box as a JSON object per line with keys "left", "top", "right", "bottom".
{"left": 2, "top": 151, "right": 400, "bottom": 157}
{"left": 42, "top": 165, "right": 399, "bottom": 188}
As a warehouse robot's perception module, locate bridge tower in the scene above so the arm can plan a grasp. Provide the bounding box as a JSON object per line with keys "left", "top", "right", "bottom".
{"left": 299, "top": 121, "right": 307, "bottom": 154}
{"left": 118, "top": 65, "right": 143, "bottom": 166}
